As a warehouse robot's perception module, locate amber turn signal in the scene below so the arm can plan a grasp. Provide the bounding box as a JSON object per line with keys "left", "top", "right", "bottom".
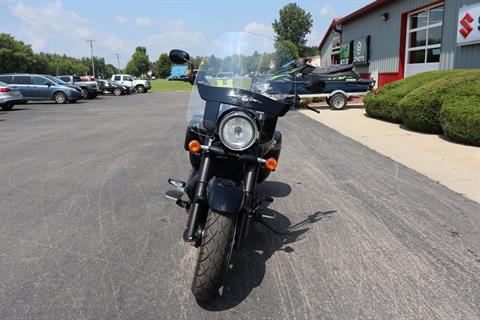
{"left": 265, "top": 158, "right": 277, "bottom": 171}
{"left": 188, "top": 140, "right": 202, "bottom": 153}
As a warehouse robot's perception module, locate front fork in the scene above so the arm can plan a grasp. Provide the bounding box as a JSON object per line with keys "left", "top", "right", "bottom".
{"left": 234, "top": 163, "right": 259, "bottom": 250}
{"left": 183, "top": 140, "right": 260, "bottom": 250}
{"left": 184, "top": 152, "right": 212, "bottom": 242}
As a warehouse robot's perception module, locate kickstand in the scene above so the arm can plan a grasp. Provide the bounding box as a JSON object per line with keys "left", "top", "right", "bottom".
{"left": 257, "top": 219, "right": 291, "bottom": 236}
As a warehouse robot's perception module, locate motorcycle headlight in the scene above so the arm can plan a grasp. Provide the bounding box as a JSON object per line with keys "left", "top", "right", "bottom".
{"left": 219, "top": 111, "right": 258, "bottom": 151}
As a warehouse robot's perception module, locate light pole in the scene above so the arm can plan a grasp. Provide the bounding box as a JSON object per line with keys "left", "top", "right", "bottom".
{"left": 87, "top": 40, "right": 96, "bottom": 77}
{"left": 115, "top": 53, "right": 121, "bottom": 71}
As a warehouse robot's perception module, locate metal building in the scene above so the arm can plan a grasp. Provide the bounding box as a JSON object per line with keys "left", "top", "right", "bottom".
{"left": 318, "top": 0, "right": 480, "bottom": 87}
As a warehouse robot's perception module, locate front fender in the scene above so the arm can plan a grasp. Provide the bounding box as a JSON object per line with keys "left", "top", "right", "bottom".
{"left": 207, "top": 177, "right": 244, "bottom": 215}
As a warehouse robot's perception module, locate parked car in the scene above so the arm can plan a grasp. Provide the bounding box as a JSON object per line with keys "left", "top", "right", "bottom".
{"left": 111, "top": 74, "right": 150, "bottom": 93}
{"left": 97, "top": 79, "right": 125, "bottom": 96}
{"left": 44, "top": 75, "right": 86, "bottom": 99}
{"left": 0, "top": 81, "right": 25, "bottom": 111}
{"left": 111, "top": 80, "right": 136, "bottom": 95}
{"left": 58, "top": 75, "right": 98, "bottom": 99}
{"left": 0, "top": 74, "right": 83, "bottom": 104}
{"left": 122, "top": 83, "right": 136, "bottom": 94}
{"left": 96, "top": 79, "right": 106, "bottom": 93}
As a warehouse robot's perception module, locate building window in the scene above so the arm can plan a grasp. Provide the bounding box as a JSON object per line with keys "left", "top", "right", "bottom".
{"left": 407, "top": 5, "right": 443, "bottom": 64}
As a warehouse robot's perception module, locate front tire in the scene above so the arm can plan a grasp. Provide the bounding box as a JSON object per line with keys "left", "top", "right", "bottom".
{"left": 135, "top": 85, "right": 145, "bottom": 93}
{"left": 191, "top": 211, "right": 234, "bottom": 301}
{"left": 1, "top": 104, "right": 14, "bottom": 111}
{"left": 54, "top": 92, "right": 67, "bottom": 104}
{"left": 113, "top": 88, "right": 122, "bottom": 96}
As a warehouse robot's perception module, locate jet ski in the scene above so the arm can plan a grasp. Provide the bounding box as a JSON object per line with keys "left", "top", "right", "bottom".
{"left": 255, "top": 59, "right": 375, "bottom": 109}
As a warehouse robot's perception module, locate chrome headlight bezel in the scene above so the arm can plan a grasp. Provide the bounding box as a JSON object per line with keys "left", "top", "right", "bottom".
{"left": 218, "top": 111, "right": 258, "bottom": 151}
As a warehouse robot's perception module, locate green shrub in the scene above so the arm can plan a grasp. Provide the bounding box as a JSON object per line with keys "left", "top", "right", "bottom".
{"left": 439, "top": 96, "right": 480, "bottom": 146}
{"left": 365, "top": 70, "right": 468, "bottom": 123}
{"left": 364, "top": 92, "right": 403, "bottom": 122}
{"left": 398, "top": 71, "right": 480, "bottom": 133}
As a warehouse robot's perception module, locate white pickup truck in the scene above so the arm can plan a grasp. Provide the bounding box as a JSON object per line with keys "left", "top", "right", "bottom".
{"left": 111, "top": 74, "right": 150, "bottom": 93}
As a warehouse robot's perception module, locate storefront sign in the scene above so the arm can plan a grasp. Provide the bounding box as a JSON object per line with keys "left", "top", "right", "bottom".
{"left": 457, "top": 3, "right": 480, "bottom": 46}
{"left": 352, "top": 36, "right": 370, "bottom": 65}
{"left": 339, "top": 43, "right": 351, "bottom": 65}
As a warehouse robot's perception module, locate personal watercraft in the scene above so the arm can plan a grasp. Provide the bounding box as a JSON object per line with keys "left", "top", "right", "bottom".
{"left": 256, "top": 59, "right": 375, "bottom": 109}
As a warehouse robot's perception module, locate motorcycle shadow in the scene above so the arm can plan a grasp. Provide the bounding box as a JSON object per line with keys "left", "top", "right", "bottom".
{"left": 198, "top": 180, "right": 335, "bottom": 310}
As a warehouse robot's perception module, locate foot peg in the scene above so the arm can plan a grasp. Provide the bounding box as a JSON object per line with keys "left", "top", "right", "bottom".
{"left": 261, "top": 211, "right": 276, "bottom": 220}
{"left": 165, "top": 190, "right": 189, "bottom": 209}
{"left": 168, "top": 178, "right": 186, "bottom": 192}
{"left": 253, "top": 196, "right": 274, "bottom": 212}
{"left": 165, "top": 189, "right": 183, "bottom": 201}
{"left": 262, "top": 196, "right": 273, "bottom": 203}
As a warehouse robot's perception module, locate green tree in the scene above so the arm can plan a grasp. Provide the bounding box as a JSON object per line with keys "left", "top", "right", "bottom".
{"left": 81, "top": 56, "right": 108, "bottom": 77}
{"left": 272, "top": 3, "right": 313, "bottom": 57}
{"left": 103, "top": 64, "right": 119, "bottom": 79}
{"left": 0, "top": 33, "right": 36, "bottom": 73}
{"left": 32, "top": 53, "right": 50, "bottom": 74}
{"left": 275, "top": 39, "right": 299, "bottom": 67}
{"left": 154, "top": 53, "right": 172, "bottom": 78}
{"left": 303, "top": 45, "right": 319, "bottom": 57}
{"left": 191, "top": 56, "right": 203, "bottom": 70}
{"left": 40, "top": 53, "right": 87, "bottom": 75}
{"left": 125, "top": 46, "right": 150, "bottom": 76}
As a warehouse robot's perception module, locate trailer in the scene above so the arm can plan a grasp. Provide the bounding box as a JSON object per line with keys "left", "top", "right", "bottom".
{"left": 261, "top": 61, "right": 375, "bottom": 109}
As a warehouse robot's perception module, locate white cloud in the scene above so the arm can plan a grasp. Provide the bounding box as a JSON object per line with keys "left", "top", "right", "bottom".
{"left": 135, "top": 17, "right": 156, "bottom": 27}
{"left": 115, "top": 15, "right": 126, "bottom": 24}
{"left": 11, "top": 0, "right": 93, "bottom": 51}
{"left": 100, "top": 35, "right": 128, "bottom": 53}
{"left": 70, "top": 11, "right": 88, "bottom": 24}
{"left": 145, "top": 20, "right": 206, "bottom": 58}
{"left": 243, "top": 22, "right": 274, "bottom": 37}
{"left": 306, "top": 30, "right": 320, "bottom": 46}
{"left": 320, "top": 4, "right": 335, "bottom": 17}
{"left": 95, "top": 35, "right": 133, "bottom": 68}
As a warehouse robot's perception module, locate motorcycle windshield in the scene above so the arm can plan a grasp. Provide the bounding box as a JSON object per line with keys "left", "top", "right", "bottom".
{"left": 187, "top": 31, "right": 296, "bottom": 135}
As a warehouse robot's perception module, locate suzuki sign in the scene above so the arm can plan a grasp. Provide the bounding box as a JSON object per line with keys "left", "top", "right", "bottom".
{"left": 352, "top": 36, "right": 370, "bottom": 66}
{"left": 457, "top": 3, "right": 480, "bottom": 46}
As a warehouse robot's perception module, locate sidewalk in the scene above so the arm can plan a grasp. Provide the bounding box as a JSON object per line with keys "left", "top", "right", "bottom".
{"left": 300, "top": 106, "right": 480, "bottom": 203}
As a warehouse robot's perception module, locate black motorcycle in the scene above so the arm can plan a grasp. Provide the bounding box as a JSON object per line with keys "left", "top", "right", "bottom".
{"left": 165, "top": 32, "right": 300, "bottom": 301}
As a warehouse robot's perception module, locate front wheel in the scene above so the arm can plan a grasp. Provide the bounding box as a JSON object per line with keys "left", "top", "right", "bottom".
{"left": 113, "top": 88, "right": 122, "bottom": 96}
{"left": 1, "top": 104, "right": 14, "bottom": 111}
{"left": 135, "top": 85, "right": 145, "bottom": 93}
{"left": 191, "top": 211, "right": 234, "bottom": 301}
{"left": 54, "top": 92, "right": 67, "bottom": 104}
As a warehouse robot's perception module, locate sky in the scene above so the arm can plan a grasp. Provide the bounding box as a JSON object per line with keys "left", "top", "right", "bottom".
{"left": 0, "top": 0, "right": 372, "bottom": 67}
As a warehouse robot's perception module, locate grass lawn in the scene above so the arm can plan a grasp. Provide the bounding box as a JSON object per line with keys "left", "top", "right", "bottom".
{"left": 150, "top": 79, "right": 192, "bottom": 93}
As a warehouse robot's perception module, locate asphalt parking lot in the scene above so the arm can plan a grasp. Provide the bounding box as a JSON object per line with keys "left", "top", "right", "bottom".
{"left": 1, "top": 93, "right": 480, "bottom": 319}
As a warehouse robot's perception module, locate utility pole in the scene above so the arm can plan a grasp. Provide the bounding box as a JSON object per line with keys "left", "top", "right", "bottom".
{"left": 115, "top": 53, "right": 121, "bottom": 71}
{"left": 86, "top": 40, "right": 96, "bottom": 78}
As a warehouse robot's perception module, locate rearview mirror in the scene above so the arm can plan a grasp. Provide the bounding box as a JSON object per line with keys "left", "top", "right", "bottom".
{"left": 45, "top": 82, "right": 52, "bottom": 87}
{"left": 169, "top": 49, "right": 191, "bottom": 65}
